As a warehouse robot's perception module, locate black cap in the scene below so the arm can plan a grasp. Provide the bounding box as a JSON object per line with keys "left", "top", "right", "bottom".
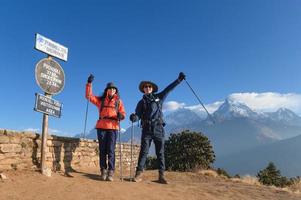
{"left": 105, "top": 82, "right": 118, "bottom": 90}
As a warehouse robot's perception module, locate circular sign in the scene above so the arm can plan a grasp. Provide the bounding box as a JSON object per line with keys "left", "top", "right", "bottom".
{"left": 35, "top": 58, "right": 65, "bottom": 95}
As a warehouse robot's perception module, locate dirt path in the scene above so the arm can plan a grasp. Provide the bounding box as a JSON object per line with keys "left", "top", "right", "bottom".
{"left": 0, "top": 168, "right": 300, "bottom": 200}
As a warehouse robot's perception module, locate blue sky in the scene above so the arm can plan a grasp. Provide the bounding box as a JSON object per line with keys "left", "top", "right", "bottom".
{"left": 0, "top": 0, "right": 301, "bottom": 136}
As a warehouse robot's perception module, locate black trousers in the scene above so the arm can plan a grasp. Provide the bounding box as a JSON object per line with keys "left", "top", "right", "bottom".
{"left": 97, "top": 129, "right": 117, "bottom": 171}
{"left": 136, "top": 125, "right": 165, "bottom": 175}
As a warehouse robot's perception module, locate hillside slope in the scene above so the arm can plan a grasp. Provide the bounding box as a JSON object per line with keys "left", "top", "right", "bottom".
{"left": 216, "top": 134, "right": 301, "bottom": 177}
{"left": 0, "top": 168, "right": 300, "bottom": 200}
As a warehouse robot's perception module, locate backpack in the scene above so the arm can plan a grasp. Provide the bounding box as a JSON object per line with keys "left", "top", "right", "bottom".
{"left": 99, "top": 96, "right": 120, "bottom": 117}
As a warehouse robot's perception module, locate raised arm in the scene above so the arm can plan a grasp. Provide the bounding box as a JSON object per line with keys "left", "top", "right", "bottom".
{"left": 157, "top": 72, "right": 185, "bottom": 101}
{"left": 85, "top": 74, "right": 101, "bottom": 107}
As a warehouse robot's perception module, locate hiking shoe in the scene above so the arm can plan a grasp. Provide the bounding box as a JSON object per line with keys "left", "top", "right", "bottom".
{"left": 100, "top": 169, "right": 107, "bottom": 181}
{"left": 133, "top": 171, "right": 143, "bottom": 182}
{"left": 158, "top": 174, "right": 168, "bottom": 184}
{"left": 106, "top": 170, "right": 114, "bottom": 182}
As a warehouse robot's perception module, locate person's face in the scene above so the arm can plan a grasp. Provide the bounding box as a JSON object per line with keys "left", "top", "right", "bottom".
{"left": 107, "top": 88, "right": 116, "bottom": 96}
{"left": 143, "top": 84, "right": 153, "bottom": 94}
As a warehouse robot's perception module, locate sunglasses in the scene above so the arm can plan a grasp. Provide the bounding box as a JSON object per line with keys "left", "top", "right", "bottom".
{"left": 144, "top": 85, "right": 153, "bottom": 88}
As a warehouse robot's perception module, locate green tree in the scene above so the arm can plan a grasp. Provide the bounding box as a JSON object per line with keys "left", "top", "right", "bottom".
{"left": 165, "top": 130, "right": 215, "bottom": 171}
{"left": 257, "top": 162, "right": 290, "bottom": 187}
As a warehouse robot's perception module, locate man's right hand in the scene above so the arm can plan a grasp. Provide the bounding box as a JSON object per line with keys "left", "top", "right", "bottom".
{"left": 87, "top": 74, "right": 94, "bottom": 83}
{"left": 130, "top": 113, "right": 138, "bottom": 122}
{"left": 178, "top": 72, "right": 186, "bottom": 81}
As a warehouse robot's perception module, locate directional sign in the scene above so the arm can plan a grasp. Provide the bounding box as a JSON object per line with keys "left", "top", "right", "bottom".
{"left": 35, "top": 33, "right": 68, "bottom": 61}
{"left": 34, "top": 93, "right": 62, "bottom": 118}
{"left": 35, "top": 58, "right": 65, "bottom": 95}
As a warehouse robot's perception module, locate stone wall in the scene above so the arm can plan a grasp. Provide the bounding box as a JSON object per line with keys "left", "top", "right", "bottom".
{"left": 0, "top": 129, "right": 140, "bottom": 175}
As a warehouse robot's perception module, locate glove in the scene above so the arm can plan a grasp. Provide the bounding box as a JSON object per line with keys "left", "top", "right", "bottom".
{"left": 87, "top": 74, "right": 94, "bottom": 83}
{"left": 130, "top": 113, "right": 138, "bottom": 122}
{"left": 178, "top": 72, "right": 186, "bottom": 81}
{"left": 117, "top": 112, "right": 124, "bottom": 120}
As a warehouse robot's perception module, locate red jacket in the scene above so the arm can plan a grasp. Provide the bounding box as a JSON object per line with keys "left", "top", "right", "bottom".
{"left": 85, "top": 83, "right": 126, "bottom": 130}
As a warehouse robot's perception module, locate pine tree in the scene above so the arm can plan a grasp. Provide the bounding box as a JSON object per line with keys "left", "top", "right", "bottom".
{"left": 257, "top": 162, "right": 284, "bottom": 187}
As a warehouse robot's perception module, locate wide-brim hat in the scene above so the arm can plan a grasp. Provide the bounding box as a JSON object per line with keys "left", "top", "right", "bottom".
{"left": 139, "top": 81, "right": 158, "bottom": 93}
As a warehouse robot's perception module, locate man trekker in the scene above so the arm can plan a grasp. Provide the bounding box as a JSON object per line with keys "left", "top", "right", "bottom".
{"left": 129, "top": 72, "right": 186, "bottom": 184}
{"left": 86, "top": 74, "right": 126, "bottom": 181}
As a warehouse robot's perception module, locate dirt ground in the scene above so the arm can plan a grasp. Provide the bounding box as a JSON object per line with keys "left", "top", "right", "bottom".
{"left": 0, "top": 168, "right": 300, "bottom": 200}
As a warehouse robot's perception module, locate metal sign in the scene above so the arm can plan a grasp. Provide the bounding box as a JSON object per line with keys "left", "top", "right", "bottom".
{"left": 34, "top": 93, "right": 62, "bottom": 118}
{"left": 35, "top": 58, "right": 65, "bottom": 95}
{"left": 35, "top": 33, "right": 68, "bottom": 61}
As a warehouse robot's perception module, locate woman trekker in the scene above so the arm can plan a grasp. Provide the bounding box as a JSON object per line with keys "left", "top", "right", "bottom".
{"left": 85, "top": 74, "right": 126, "bottom": 181}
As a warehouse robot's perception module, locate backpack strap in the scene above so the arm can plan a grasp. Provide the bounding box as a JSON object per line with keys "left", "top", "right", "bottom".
{"left": 99, "top": 96, "right": 120, "bottom": 118}
{"left": 99, "top": 96, "right": 105, "bottom": 115}
{"left": 115, "top": 97, "right": 120, "bottom": 114}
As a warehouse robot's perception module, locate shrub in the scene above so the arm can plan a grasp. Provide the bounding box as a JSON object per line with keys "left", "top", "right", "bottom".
{"left": 288, "top": 177, "right": 301, "bottom": 192}
{"left": 257, "top": 162, "right": 293, "bottom": 188}
{"left": 165, "top": 130, "right": 215, "bottom": 171}
{"left": 216, "top": 168, "right": 231, "bottom": 178}
{"left": 234, "top": 174, "right": 241, "bottom": 178}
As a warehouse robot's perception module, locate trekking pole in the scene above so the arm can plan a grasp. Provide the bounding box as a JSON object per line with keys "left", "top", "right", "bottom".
{"left": 130, "top": 121, "right": 134, "bottom": 181}
{"left": 82, "top": 94, "right": 90, "bottom": 138}
{"left": 184, "top": 79, "right": 215, "bottom": 124}
{"left": 118, "top": 120, "right": 123, "bottom": 182}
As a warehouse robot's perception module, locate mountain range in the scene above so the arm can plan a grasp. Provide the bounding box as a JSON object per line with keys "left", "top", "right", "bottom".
{"left": 215, "top": 134, "right": 301, "bottom": 177}
{"left": 80, "top": 97, "right": 301, "bottom": 176}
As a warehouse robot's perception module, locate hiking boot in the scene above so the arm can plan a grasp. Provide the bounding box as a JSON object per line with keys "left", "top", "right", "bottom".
{"left": 106, "top": 170, "right": 114, "bottom": 182}
{"left": 100, "top": 169, "right": 107, "bottom": 181}
{"left": 158, "top": 174, "right": 168, "bottom": 184}
{"left": 133, "top": 171, "right": 143, "bottom": 182}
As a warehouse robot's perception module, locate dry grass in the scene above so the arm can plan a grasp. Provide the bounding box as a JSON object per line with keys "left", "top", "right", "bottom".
{"left": 229, "top": 174, "right": 301, "bottom": 195}
{"left": 230, "top": 175, "right": 261, "bottom": 186}
{"left": 287, "top": 179, "right": 301, "bottom": 194}
{"left": 197, "top": 169, "right": 219, "bottom": 178}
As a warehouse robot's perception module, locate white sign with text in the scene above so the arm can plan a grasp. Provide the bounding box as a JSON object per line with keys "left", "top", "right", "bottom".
{"left": 35, "top": 33, "right": 68, "bottom": 61}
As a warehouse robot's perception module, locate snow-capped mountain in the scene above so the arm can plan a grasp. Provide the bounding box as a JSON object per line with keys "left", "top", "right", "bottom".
{"left": 212, "top": 98, "right": 262, "bottom": 121}
{"left": 164, "top": 108, "right": 201, "bottom": 126}
{"left": 266, "top": 108, "right": 301, "bottom": 126}
{"left": 121, "top": 98, "right": 301, "bottom": 143}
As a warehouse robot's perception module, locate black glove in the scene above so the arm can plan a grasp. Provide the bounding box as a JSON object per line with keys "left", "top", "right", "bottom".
{"left": 87, "top": 74, "right": 94, "bottom": 83}
{"left": 117, "top": 112, "right": 124, "bottom": 120}
{"left": 130, "top": 113, "right": 138, "bottom": 122}
{"left": 178, "top": 72, "right": 186, "bottom": 81}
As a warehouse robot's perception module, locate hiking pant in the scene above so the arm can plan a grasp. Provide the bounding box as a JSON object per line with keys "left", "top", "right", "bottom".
{"left": 136, "top": 124, "right": 165, "bottom": 175}
{"left": 97, "top": 129, "right": 117, "bottom": 171}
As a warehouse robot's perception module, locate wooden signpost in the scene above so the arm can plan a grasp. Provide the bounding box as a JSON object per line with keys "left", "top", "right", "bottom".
{"left": 34, "top": 34, "right": 68, "bottom": 176}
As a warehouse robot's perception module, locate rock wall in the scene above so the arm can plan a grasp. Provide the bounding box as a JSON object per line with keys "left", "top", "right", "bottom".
{"left": 0, "top": 129, "right": 140, "bottom": 174}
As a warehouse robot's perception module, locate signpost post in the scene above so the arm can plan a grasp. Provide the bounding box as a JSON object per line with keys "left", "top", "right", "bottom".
{"left": 41, "top": 93, "right": 50, "bottom": 176}
{"left": 34, "top": 34, "right": 67, "bottom": 176}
